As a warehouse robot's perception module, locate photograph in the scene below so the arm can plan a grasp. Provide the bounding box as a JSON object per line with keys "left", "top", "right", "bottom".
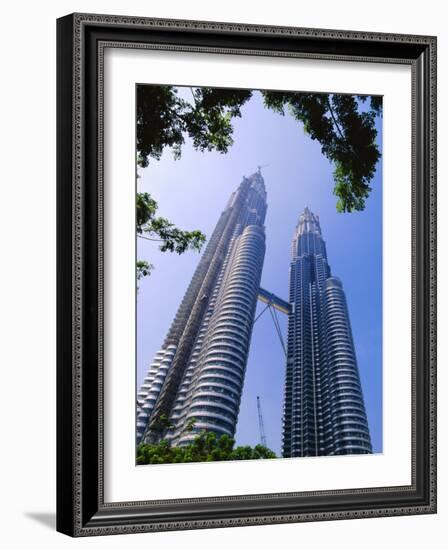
{"left": 134, "top": 84, "right": 383, "bottom": 465}
{"left": 54, "top": 11, "right": 436, "bottom": 537}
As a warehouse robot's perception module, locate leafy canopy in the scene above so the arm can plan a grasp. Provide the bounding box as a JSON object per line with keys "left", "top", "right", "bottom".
{"left": 137, "top": 85, "right": 252, "bottom": 167}
{"left": 262, "top": 92, "right": 381, "bottom": 212}
{"left": 136, "top": 85, "right": 382, "bottom": 280}
{"left": 137, "top": 85, "right": 382, "bottom": 213}
{"left": 136, "top": 430, "right": 277, "bottom": 464}
{"left": 136, "top": 192, "right": 206, "bottom": 279}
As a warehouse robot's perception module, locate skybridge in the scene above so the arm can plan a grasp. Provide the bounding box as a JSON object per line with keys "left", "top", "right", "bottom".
{"left": 255, "top": 287, "right": 291, "bottom": 357}
{"left": 257, "top": 287, "right": 291, "bottom": 315}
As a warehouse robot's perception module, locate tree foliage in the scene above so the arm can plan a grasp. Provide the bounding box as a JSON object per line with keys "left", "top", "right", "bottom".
{"left": 137, "top": 192, "right": 206, "bottom": 279}
{"left": 136, "top": 259, "right": 153, "bottom": 281}
{"left": 262, "top": 91, "right": 381, "bottom": 212}
{"left": 136, "top": 431, "right": 277, "bottom": 464}
{"left": 137, "top": 85, "right": 252, "bottom": 167}
{"left": 137, "top": 85, "right": 382, "bottom": 213}
{"left": 136, "top": 85, "right": 382, "bottom": 280}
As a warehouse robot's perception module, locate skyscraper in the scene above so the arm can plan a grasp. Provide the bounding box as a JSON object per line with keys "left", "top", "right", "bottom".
{"left": 282, "top": 207, "right": 372, "bottom": 457}
{"left": 137, "top": 170, "right": 267, "bottom": 446}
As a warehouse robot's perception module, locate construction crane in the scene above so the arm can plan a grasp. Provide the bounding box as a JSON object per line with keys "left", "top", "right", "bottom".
{"left": 257, "top": 395, "right": 267, "bottom": 447}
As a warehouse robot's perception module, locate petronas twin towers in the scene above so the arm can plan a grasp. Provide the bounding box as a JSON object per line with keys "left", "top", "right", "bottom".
{"left": 137, "top": 170, "right": 372, "bottom": 457}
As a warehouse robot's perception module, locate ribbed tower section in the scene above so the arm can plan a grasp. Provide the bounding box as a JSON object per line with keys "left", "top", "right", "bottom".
{"left": 282, "top": 207, "right": 372, "bottom": 457}
{"left": 137, "top": 171, "right": 267, "bottom": 445}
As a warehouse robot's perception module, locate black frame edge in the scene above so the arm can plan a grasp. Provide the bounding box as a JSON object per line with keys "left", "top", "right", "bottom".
{"left": 56, "top": 12, "right": 437, "bottom": 537}
{"left": 413, "top": 43, "right": 436, "bottom": 515}
{"left": 56, "top": 13, "right": 75, "bottom": 537}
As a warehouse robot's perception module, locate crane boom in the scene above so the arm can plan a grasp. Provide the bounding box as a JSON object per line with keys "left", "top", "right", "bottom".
{"left": 257, "top": 395, "right": 267, "bottom": 447}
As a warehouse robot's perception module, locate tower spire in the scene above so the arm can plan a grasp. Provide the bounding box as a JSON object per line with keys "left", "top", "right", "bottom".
{"left": 297, "top": 206, "right": 322, "bottom": 236}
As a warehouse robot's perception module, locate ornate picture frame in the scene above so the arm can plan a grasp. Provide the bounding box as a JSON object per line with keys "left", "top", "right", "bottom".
{"left": 56, "top": 13, "right": 437, "bottom": 536}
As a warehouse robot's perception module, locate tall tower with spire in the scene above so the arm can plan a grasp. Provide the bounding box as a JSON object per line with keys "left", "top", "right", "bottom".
{"left": 282, "top": 207, "right": 372, "bottom": 457}
{"left": 137, "top": 171, "right": 267, "bottom": 446}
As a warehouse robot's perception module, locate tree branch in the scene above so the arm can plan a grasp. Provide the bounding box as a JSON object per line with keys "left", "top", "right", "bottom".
{"left": 326, "top": 95, "right": 360, "bottom": 160}
{"left": 189, "top": 87, "right": 199, "bottom": 108}
{"left": 137, "top": 234, "right": 165, "bottom": 243}
{"left": 326, "top": 95, "right": 346, "bottom": 142}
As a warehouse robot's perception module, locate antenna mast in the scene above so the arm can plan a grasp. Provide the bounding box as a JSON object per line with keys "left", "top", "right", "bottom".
{"left": 257, "top": 395, "right": 267, "bottom": 447}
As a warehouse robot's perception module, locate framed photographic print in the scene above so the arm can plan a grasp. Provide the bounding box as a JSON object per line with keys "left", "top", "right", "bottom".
{"left": 56, "top": 13, "right": 437, "bottom": 537}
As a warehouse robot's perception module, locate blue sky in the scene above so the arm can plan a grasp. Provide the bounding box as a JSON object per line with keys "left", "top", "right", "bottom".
{"left": 137, "top": 89, "right": 383, "bottom": 455}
